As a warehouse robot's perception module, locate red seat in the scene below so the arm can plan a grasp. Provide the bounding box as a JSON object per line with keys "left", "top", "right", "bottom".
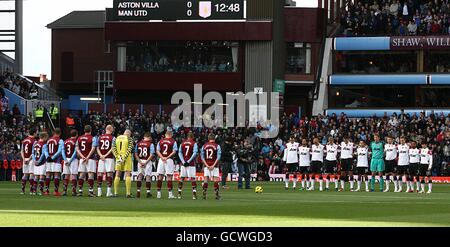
{"left": 10, "top": 160, "right": 16, "bottom": 170}
{"left": 15, "top": 160, "right": 23, "bottom": 170}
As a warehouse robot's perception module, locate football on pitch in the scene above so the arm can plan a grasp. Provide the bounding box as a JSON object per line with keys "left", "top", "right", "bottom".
{"left": 255, "top": 186, "right": 263, "bottom": 193}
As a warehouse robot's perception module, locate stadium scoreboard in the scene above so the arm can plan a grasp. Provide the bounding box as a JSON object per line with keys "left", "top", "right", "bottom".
{"left": 112, "top": 0, "right": 246, "bottom": 21}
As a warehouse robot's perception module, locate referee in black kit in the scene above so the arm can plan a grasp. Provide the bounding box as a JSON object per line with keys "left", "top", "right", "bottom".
{"left": 220, "top": 136, "right": 234, "bottom": 189}
{"left": 237, "top": 140, "right": 254, "bottom": 189}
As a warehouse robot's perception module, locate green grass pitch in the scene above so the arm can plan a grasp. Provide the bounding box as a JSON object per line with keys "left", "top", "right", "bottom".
{"left": 1, "top": 181, "right": 449, "bottom": 226}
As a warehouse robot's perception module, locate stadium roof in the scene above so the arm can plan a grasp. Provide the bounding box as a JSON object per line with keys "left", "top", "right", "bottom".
{"left": 47, "top": 11, "right": 105, "bottom": 29}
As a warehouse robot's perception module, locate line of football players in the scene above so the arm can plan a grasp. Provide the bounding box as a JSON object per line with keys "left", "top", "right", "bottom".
{"left": 282, "top": 135, "right": 433, "bottom": 193}
{"left": 20, "top": 126, "right": 223, "bottom": 200}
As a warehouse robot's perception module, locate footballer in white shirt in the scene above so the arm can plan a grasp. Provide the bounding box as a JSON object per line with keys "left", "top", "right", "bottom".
{"left": 339, "top": 137, "right": 355, "bottom": 192}
{"left": 298, "top": 139, "right": 311, "bottom": 191}
{"left": 419, "top": 142, "right": 433, "bottom": 193}
{"left": 383, "top": 136, "right": 398, "bottom": 192}
{"left": 309, "top": 138, "right": 324, "bottom": 191}
{"left": 324, "top": 137, "right": 339, "bottom": 191}
{"left": 396, "top": 137, "right": 410, "bottom": 192}
{"left": 282, "top": 136, "right": 300, "bottom": 190}
{"left": 354, "top": 141, "right": 370, "bottom": 192}
{"left": 408, "top": 141, "right": 420, "bottom": 193}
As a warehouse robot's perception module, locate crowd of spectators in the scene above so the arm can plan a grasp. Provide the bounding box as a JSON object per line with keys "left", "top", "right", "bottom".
{"left": 126, "top": 41, "right": 237, "bottom": 73}
{"left": 339, "top": 0, "right": 450, "bottom": 36}
{"left": 127, "top": 54, "right": 235, "bottom": 73}
{"left": 1, "top": 108, "right": 450, "bottom": 181}
{"left": 0, "top": 70, "right": 39, "bottom": 100}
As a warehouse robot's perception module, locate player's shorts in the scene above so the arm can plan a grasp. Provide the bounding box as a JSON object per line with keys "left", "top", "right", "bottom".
{"left": 115, "top": 157, "right": 133, "bottom": 172}
{"left": 409, "top": 163, "right": 419, "bottom": 176}
{"left": 299, "top": 166, "right": 310, "bottom": 174}
{"left": 324, "top": 160, "right": 337, "bottom": 173}
{"left": 78, "top": 159, "right": 97, "bottom": 173}
{"left": 384, "top": 159, "right": 397, "bottom": 173}
{"left": 310, "top": 161, "right": 322, "bottom": 174}
{"left": 370, "top": 158, "right": 385, "bottom": 172}
{"left": 204, "top": 167, "right": 219, "bottom": 178}
{"left": 397, "top": 165, "right": 409, "bottom": 175}
{"left": 156, "top": 158, "right": 175, "bottom": 175}
{"left": 22, "top": 160, "right": 34, "bottom": 174}
{"left": 180, "top": 165, "right": 196, "bottom": 178}
{"left": 355, "top": 166, "right": 369, "bottom": 175}
{"left": 286, "top": 163, "right": 298, "bottom": 173}
{"left": 45, "top": 162, "right": 62, "bottom": 173}
{"left": 340, "top": 158, "right": 353, "bottom": 172}
{"left": 34, "top": 163, "right": 46, "bottom": 176}
{"left": 419, "top": 164, "right": 429, "bottom": 177}
{"left": 62, "top": 159, "right": 79, "bottom": 175}
{"left": 138, "top": 161, "right": 153, "bottom": 176}
{"left": 98, "top": 158, "right": 115, "bottom": 173}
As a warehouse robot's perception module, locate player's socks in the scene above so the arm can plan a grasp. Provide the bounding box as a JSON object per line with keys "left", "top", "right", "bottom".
{"left": 334, "top": 177, "right": 338, "bottom": 190}
{"left": 340, "top": 180, "right": 345, "bottom": 190}
{"left": 39, "top": 179, "right": 44, "bottom": 193}
{"left": 192, "top": 181, "right": 197, "bottom": 191}
{"left": 125, "top": 176, "right": 131, "bottom": 196}
{"left": 45, "top": 177, "right": 51, "bottom": 193}
{"left": 356, "top": 181, "right": 361, "bottom": 191}
{"left": 63, "top": 178, "right": 69, "bottom": 192}
{"left": 88, "top": 178, "right": 94, "bottom": 193}
{"left": 384, "top": 176, "right": 390, "bottom": 190}
{"left": 284, "top": 173, "right": 289, "bottom": 188}
{"left": 306, "top": 179, "right": 310, "bottom": 189}
{"left": 168, "top": 180, "right": 173, "bottom": 192}
{"left": 349, "top": 180, "right": 354, "bottom": 190}
{"left": 33, "top": 178, "right": 38, "bottom": 193}
{"left": 203, "top": 182, "right": 209, "bottom": 191}
{"left": 325, "top": 175, "right": 330, "bottom": 189}
{"left": 301, "top": 179, "right": 305, "bottom": 189}
{"left": 370, "top": 176, "right": 375, "bottom": 191}
{"left": 310, "top": 179, "right": 315, "bottom": 190}
{"left": 293, "top": 177, "right": 297, "bottom": 188}
{"left": 428, "top": 179, "right": 432, "bottom": 192}
{"left": 157, "top": 180, "right": 162, "bottom": 191}
{"left": 107, "top": 176, "right": 113, "bottom": 188}
{"left": 214, "top": 181, "right": 220, "bottom": 199}
{"left": 146, "top": 181, "right": 152, "bottom": 192}
{"left": 178, "top": 181, "right": 183, "bottom": 193}
{"left": 71, "top": 179, "right": 77, "bottom": 193}
{"left": 416, "top": 181, "right": 421, "bottom": 191}
{"left": 379, "top": 176, "right": 384, "bottom": 191}
{"left": 78, "top": 178, "right": 85, "bottom": 192}
{"left": 214, "top": 182, "right": 219, "bottom": 193}
{"left": 21, "top": 178, "right": 27, "bottom": 193}
{"left": 54, "top": 177, "right": 60, "bottom": 192}
{"left": 420, "top": 182, "right": 425, "bottom": 192}
{"left": 114, "top": 176, "right": 120, "bottom": 195}
{"left": 137, "top": 180, "right": 142, "bottom": 192}
{"left": 364, "top": 180, "right": 369, "bottom": 191}
{"left": 97, "top": 175, "right": 103, "bottom": 189}
{"left": 319, "top": 177, "right": 323, "bottom": 191}
{"left": 409, "top": 180, "right": 414, "bottom": 191}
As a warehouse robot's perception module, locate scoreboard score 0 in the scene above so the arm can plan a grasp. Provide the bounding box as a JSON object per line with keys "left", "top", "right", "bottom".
{"left": 112, "top": 0, "right": 246, "bottom": 21}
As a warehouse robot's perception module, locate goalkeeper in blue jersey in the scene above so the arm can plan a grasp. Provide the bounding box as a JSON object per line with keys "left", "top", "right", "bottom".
{"left": 369, "top": 134, "right": 385, "bottom": 192}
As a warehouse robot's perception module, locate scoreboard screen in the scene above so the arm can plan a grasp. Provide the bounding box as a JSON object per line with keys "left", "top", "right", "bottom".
{"left": 112, "top": 0, "right": 245, "bottom": 21}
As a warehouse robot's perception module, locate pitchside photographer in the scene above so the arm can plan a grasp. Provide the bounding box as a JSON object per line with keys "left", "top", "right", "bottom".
{"left": 237, "top": 140, "right": 254, "bottom": 189}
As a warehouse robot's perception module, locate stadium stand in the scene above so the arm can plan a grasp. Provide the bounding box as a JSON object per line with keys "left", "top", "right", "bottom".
{"left": 338, "top": 0, "right": 450, "bottom": 36}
